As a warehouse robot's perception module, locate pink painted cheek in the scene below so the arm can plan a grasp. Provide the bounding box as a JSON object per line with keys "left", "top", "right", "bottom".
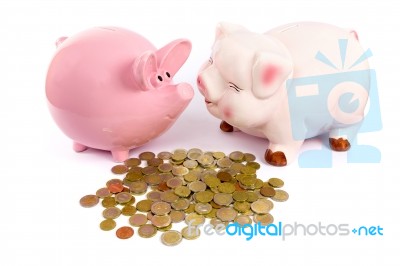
{"left": 262, "top": 65, "right": 280, "bottom": 85}
{"left": 223, "top": 107, "right": 232, "bottom": 119}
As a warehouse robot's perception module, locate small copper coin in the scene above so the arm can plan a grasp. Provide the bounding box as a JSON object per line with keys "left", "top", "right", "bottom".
{"left": 111, "top": 164, "right": 128, "bottom": 174}
{"left": 260, "top": 186, "right": 276, "bottom": 197}
{"left": 158, "top": 163, "right": 173, "bottom": 173}
{"left": 106, "top": 179, "right": 124, "bottom": 193}
{"left": 99, "top": 219, "right": 117, "bottom": 231}
{"left": 147, "top": 158, "right": 163, "bottom": 167}
{"left": 141, "top": 166, "right": 157, "bottom": 175}
{"left": 116, "top": 226, "right": 134, "bottom": 239}
{"left": 166, "top": 177, "right": 183, "bottom": 188}
{"left": 138, "top": 224, "right": 157, "bottom": 238}
{"left": 79, "top": 195, "right": 99, "bottom": 208}
{"left": 129, "top": 214, "right": 148, "bottom": 227}
{"left": 161, "top": 230, "right": 183, "bottom": 246}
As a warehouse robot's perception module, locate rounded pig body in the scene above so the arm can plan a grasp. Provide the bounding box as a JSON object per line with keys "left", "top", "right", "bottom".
{"left": 197, "top": 22, "right": 370, "bottom": 166}
{"left": 46, "top": 27, "right": 194, "bottom": 161}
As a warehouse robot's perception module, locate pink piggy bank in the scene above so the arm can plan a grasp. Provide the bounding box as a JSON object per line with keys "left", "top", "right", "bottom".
{"left": 46, "top": 27, "right": 194, "bottom": 161}
{"left": 197, "top": 22, "right": 370, "bottom": 166}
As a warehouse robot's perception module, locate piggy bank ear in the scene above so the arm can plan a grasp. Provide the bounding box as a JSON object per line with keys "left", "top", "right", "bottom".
{"left": 215, "top": 22, "right": 247, "bottom": 39}
{"left": 155, "top": 39, "right": 191, "bottom": 78}
{"left": 132, "top": 51, "right": 157, "bottom": 91}
{"left": 252, "top": 52, "right": 293, "bottom": 99}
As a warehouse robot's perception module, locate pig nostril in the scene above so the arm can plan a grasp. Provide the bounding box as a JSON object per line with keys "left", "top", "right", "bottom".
{"left": 197, "top": 77, "right": 201, "bottom": 85}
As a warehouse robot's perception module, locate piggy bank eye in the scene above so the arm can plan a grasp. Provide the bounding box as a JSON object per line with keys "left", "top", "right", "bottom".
{"left": 157, "top": 75, "right": 163, "bottom": 82}
{"left": 209, "top": 57, "right": 213, "bottom": 64}
{"left": 166, "top": 72, "right": 171, "bottom": 78}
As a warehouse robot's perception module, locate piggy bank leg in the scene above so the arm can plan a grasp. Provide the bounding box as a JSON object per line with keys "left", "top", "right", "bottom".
{"left": 220, "top": 121, "right": 240, "bottom": 132}
{"left": 265, "top": 141, "right": 303, "bottom": 166}
{"left": 73, "top": 142, "right": 88, "bottom": 152}
{"left": 111, "top": 150, "right": 130, "bottom": 162}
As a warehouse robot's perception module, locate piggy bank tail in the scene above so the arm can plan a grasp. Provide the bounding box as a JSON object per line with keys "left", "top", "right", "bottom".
{"left": 55, "top": 36, "right": 68, "bottom": 48}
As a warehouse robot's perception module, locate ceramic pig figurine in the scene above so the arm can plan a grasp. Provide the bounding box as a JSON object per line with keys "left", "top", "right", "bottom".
{"left": 46, "top": 27, "right": 194, "bottom": 162}
{"left": 197, "top": 22, "right": 370, "bottom": 166}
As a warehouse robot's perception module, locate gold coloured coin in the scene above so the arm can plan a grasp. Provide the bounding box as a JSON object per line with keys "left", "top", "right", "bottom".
{"left": 129, "top": 181, "right": 148, "bottom": 195}
{"left": 204, "top": 175, "right": 221, "bottom": 188}
{"left": 161, "top": 230, "right": 183, "bottom": 246}
{"left": 213, "top": 193, "right": 233, "bottom": 206}
{"left": 183, "top": 160, "right": 198, "bottom": 169}
{"left": 158, "top": 163, "right": 173, "bottom": 173}
{"left": 138, "top": 224, "right": 157, "bottom": 238}
{"left": 185, "top": 213, "right": 205, "bottom": 226}
{"left": 194, "top": 203, "right": 212, "bottom": 215}
{"left": 147, "top": 190, "right": 162, "bottom": 201}
{"left": 79, "top": 195, "right": 99, "bottom": 208}
{"left": 115, "top": 192, "right": 132, "bottom": 204}
{"left": 170, "top": 210, "right": 186, "bottom": 223}
{"left": 125, "top": 171, "right": 143, "bottom": 182}
{"left": 102, "top": 207, "right": 121, "bottom": 219}
{"left": 181, "top": 226, "right": 201, "bottom": 240}
{"left": 197, "top": 154, "right": 214, "bottom": 167}
{"left": 246, "top": 161, "right": 261, "bottom": 170}
{"left": 144, "top": 174, "right": 162, "bottom": 186}
{"left": 124, "top": 157, "right": 141, "bottom": 167}
{"left": 212, "top": 151, "right": 225, "bottom": 160}
{"left": 147, "top": 158, "right": 163, "bottom": 167}
{"left": 111, "top": 164, "right": 128, "bottom": 174}
{"left": 174, "top": 186, "right": 191, "bottom": 198}
{"left": 218, "top": 182, "right": 236, "bottom": 194}
{"left": 217, "top": 157, "right": 233, "bottom": 168}
{"left": 136, "top": 199, "right": 153, "bottom": 212}
{"left": 235, "top": 215, "right": 252, "bottom": 226}
{"left": 172, "top": 165, "right": 189, "bottom": 176}
{"left": 268, "top": 178, "right": 285, "bottom": 188}
{"left": 251, "top": 199, "right": 274, "bottom": 214}
{"left": 194, "top": 190, "right": 214, "bottom": 203}
{"left": 141, "top": 166, "right": 157, "bottom": 175}
{"left": 204, "top": 208, "right": 217, "bottom": 219}
{"left": 129, "top": 213, "right": 148, "bottom": 227}
{"left": 233, "top": 201, "right": 251, "bottom": 213}
{"left": 246, "top": 191, "right": 259, "bottom": 203}
{"left": 188, "top": 181, "right": 207, "bottom": 192}
{"left": 232, "top": 191, "right": 248, "bottom": 202}
{"left": 151, "top": 215, "right": 172, "bottom": 228}
{"left": 183, "top": 172, "right": 199, "bottom": 182}
{"left": 216, "top": 207, "right": 238, "bottom": 222}
{"left": 216, "top": 171, "right": 232, "bottom": 182}
{"left": 101, "top": 196, "right": 117, "bottom": 208}
{"left": 160, "top": 191, "right": 179, "bottom": 203}
{"left": 139, "top": 151, "right": 155, "bottom": 161}
{"left": 229, "top": 151, "right": 244, "bottom": 162}
{"left": 157, "top": 151, "right": 172, "bottom": 160}
{"left": 151, "top": 201, "right": 171, "bottom": 215}
{"left": 99, "top": 219, "right": 116, "bottom": 231}
{"left": 241, "top": 166, "right": 256, "bottom": 175}
{"left": 271, "top": 189, "right": 289, "bottom": 202}
{"left": 253, "top": 213, "right": 274, "bottom": 226}
{"left": 171, "top": 198, "right": 190, "bottom": 211}
{"left": 209, "top": 218, "right": 227, "bottom": 230}
{"left": 121, "top": 205, "right": 137, "bottom": 216}
{"left": 244, "top": 153, "right": 256, "bottom": 162}
{"left": 166, "top": 177, "right": 183, "bottom": 188}
{"left": 157, "top": 223, "right": 173, "bottom": 232}
{"left": 184, "top": 204, "right": 195, "bottom": 214}
{"left": 96, "top": 188, "right": 111, "bottom": 198}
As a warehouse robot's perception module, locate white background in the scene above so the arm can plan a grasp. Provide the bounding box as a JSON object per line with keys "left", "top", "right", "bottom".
{"left": 0, "top": 0, "right": 398, "bottom": 265}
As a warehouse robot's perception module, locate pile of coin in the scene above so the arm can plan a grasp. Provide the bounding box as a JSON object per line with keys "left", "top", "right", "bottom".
{"left": 80, "top": 149, "right": 289, "bottom": 246}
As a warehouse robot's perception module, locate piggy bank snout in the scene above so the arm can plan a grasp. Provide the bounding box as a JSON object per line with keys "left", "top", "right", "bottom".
{"left": 176, "top": 82, "right": 194, "bottom": 101}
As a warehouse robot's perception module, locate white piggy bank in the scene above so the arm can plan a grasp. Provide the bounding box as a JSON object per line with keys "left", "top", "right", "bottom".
{"left": 197, "top": 22, "right": 370, "bottom": 166}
